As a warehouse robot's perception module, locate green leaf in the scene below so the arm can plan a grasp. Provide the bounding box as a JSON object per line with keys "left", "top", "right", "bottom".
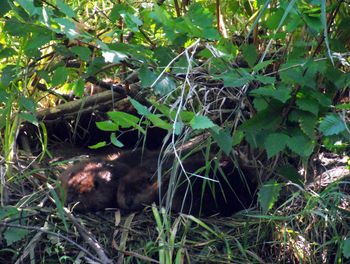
{"left": 264, "top": 133, "right": 289, "bottom": 158}
{"left": 258, "top": 180, "right": 282, "bottom": 213}
{"left": 102, "top": 50, "right": 128, "bottom": 63}
{"left": 85, "top": 57, "right": 107, "bottom": 77}
{"left": 0, "top": 48, "right": 16, "bottom": 59}
{"left": 335, "top": 103, "right": 350, "bottom": 110}
{"left": 190, "top": 115, "right": 216, "bottom": 130}
{"left": 72, "top": 78, "right": 85, "bottom": 98}
{"left": 54, "top": 18, "right": 80, "bottom": 40}
{"left": 1, "top": 65, "right": 17, "bottom": 86}
{"left": 111, "top": 133, "right": 124, "bottom": 147}
{"left": 251, "top": 85, "right": 291, "bottom": 103}
{"left": 18, "top": 113, "right": 38, "bottom": 125}
{"left": 226, "top": 75, "right": 254, "bottom": 87}
{"left": 139, "top": 64, "right": 156, "bottom": 88}
{"left": 130, "top": 98, "right": 152, "bottom": 116}
{"left": 210, "top": 126, "right": 233, "bottom": 155}
{"left": 242, "top": 45, "right": 258, "bottom": 68}
{"left": 319, "top": 114, "right": 346, "bottom": 136}
{"left": 253, "top": 97, "right": 269, "bottom": 111}
{"left": 96, "top": 120, "right": 119, "bottom": 131}
{"left": 253, "top": 59, "right": 274, "bottom": 72}
{"left": 16, "top": 0, "right": 36, "bottom": 15}
{"left": 19, "top": 96, "right": 36, "bottom": 113}
{"left": 71, "top": 46, "right": 91, "bottom": 62}
{"left": 232, "top": 130, "right": 244, "bottom": 146}
{"left": 343, "top": 238, "right": 350, "bottom": 258}
{"left": 4, "top": 227, "right": 30, "bottom": 246}
{"left": 0, "top": 0, "right": 11, "bottom": 17}
{"left": 254, "top": 75, "right": 276, "bottom": 85}
{"left": 89, "top": 141, "right": 107, "bottom": 149}
{"left": 299, "top": 113, "right": 317, "bottom": 139}
{"left": 296, "top": 98, "right": 319, "bottom": 116}
{"left": 147, "top": 115, "right": 172, "bottom": 130}
{"left": 277, "top": 165, "right": 303, "bottom": 186}
{"left": 25, "top": 31, "right": 52, "bottom": 51}
{"left": 56, "top": 0, "right": 75, "bottom": 18}
{"left": 107, "top": 111, "right": 139, "bottom": 128}
{"left": 52, "top": 67, "right": 68, "bottom": 87}
{"left": 120, "top": 12, "right": 142, "bottom": 32}
{"left": 154, "top": 75, "right": 176, "bottom": 95}
{"left": 179, "top": 111, "right": 195, "bottom": 122}
{"left": 287, "top": 134, "right": 314, "bottom": 158}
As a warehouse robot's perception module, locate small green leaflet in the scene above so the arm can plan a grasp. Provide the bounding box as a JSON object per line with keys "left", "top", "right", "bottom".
{"left": 264, "top": 133, "right": 289, "bottom": 158}
{"left": 258, "top": 180, "right": 282, "bottom": 213}
{"left": 190, "top": 115, "right": 216, "bottom": 130}
{"left": 319, "top": 114, "right": 346, "bottom": 136}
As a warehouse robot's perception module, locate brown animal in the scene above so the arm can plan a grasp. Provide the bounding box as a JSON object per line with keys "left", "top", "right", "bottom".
{"left": 116, "top": 153, "right": 256, "bottom": 216}
{"left": 58, "top": 148, "right": 157, "bottom": 212}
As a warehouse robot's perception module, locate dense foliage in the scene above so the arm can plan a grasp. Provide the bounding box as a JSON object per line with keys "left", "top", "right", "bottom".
{"left": 0, "top": 0, "right": 350, "bottom": 263}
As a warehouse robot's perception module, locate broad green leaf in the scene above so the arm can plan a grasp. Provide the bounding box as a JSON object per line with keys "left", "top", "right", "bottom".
{"left": 266, "top": 9, "right": 284, "bottom": 30}
{"left": 0, "top": 0, "right": 11, "bottom": 17}
{"left": 232, "top": 130, "right": 244, "bottom": 146}
{"left": 1, "top": 65, "right": 17, "bottom": 86}
{"left": 85, "top": 57, "right": 107, "bottom": 77}
{"left": 190, "top": 115, "right": 216, "bottom": 130}
{"left": 102, "top": 50, "right": 128, "bottom": 63}
{"left": 239, "top": 109, "right": 282, "bottom": 132}
{"left": 71, "top": 46, "right": 91, "bottom": 62}
{"left": 4, "top": 227, "right": 30, "bottom": 246}
{"left": 264, "top": 133, "right": 289, "bottom": 158}
{"left": 296, "top": 98, "right": 319, "bottom": 116}
{"left": 56, "top": 0, "right": 75, "bottom": 18}
{"left": 72, "top": 78, "right": 85, "bottom": 98}
{"left": 120, "top": 12, "right": 142, "bottom": 32}
{"left": 0, "top": 89, "right": 10, "bottom": 103}
{"left": 139, "top": 64, "right": 155, "bottom": 88}
{"left": 111, "top": 133, "right": 124, "bottom": 147}
{"left": 18, "top": 113, "right": 38, "bottom": 125}
{"left": 287, "top": 134, "right": 314, "bottom": 158}
{"left": 254, "top": 75, "right": 276, "bottom": 85}
{"left": 258, "top": 180, "right": 282, "bottom": 213}
{"left": 25, "top": 31, "right": 52, "bottom": 51}
{"left": 210, "top": 126, "right": 233, "bottom": 155}
{"left": 225, "top": 75, "right": 254, "bottom": 87}
{"left": 343, "top": 238, "right": 350, "bottom": 258}
{"left": 253, "top": 60, "right": 274, "bottom": 72}
{"left": 179, "top": 111, "right": 195, "bottom": 122}
{"left": 130, "top": 98, "right": 152, "bottom": 116}
{"left": 54, "top": 18, "right": 80, "bottom": 40}
{"left": 107, "top": 111, "right": 140, "bottom": 128}
{"left": 299, "top": 113, "right": 317, "bottom": 139}
{"left": 251, "top": 85, "right": 291, "bottom": 103}
{"left": 335, "top": 103, "right": 350, "bottom": 110}
{"left": 19, "top": 96, "right": 36, "bottom": 113}
{"left": 52, "top": 67, "right": 68, "bottom": 87}
{"left": 96, "top": 120, "right": 119, "bottom": 131}
{"left": 277, "top": 165, "right": 303, "bottom": 186}
{"left": 0, "top": 48, "right": 16, "bottom": 59}
{"left": 253, "top": 97, "right": 269, "bottom": 111}
{"left": 4, "top": 18, "right": 38, "bottom": 37}
{"left": 319, "top": 114, "right": 346, "bottom": 136}
{"left": 242, "top": 45, "right": 258, "bottom": 68}
{"left": 147, "top": 115, "right": 172, "bottom": 130}
{"left": 154, "top": 75, "right": 176, "bottom": 95}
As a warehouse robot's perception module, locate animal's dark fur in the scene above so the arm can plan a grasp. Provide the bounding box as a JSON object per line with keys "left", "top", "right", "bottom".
{"left": 59, "top": 148, "right": 256, "bottom": 215}
{"left": 58, "top": 149, "right": 157, "bottom": 212}
{"left": 116, "top": 153, "right": 256, "bottom": 216}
